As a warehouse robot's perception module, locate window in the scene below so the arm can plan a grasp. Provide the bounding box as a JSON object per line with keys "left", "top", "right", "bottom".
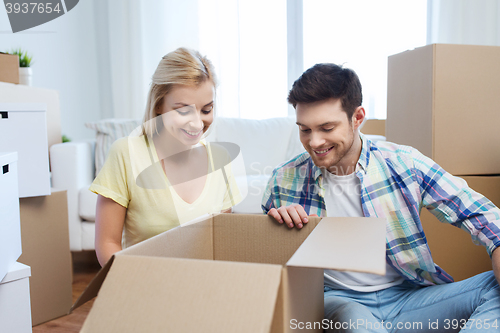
{"left": 199, "top": 0, "right": 288, "bottom": 119}
{"left": 196, "top": 0, "right": 427, "bottom": 120}
{"left": 302, "top": 0, "right": 427, "bottom": 119}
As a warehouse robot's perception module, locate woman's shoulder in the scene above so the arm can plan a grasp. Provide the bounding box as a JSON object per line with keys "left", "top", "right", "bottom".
{"left": 100, "top": 137, "right": 129, "bottom": 166}
{"left": 103, "top": 136, "right": 153, "bottom": 174}
{"left": 109, "top": 136, "right": 129, "bottom": 150}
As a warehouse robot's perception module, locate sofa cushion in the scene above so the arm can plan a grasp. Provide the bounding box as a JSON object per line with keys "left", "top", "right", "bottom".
{"left": 79, "top": 186, "right": 98, "bottom": 222}
{"left": 85, "top": 118, "right": 141, "bottom": 174}
{"left": 81, "top": 221, "right": 96, "bottom": 250}
{"left": 285, "top": 124, "right": 306, "bottom": 161}
{"left": 210, "top": 117, "right": 295, "bottom": 176}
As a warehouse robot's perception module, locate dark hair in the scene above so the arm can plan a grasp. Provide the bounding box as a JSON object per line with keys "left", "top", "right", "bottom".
{"left": 287, "top": 63, "right": 362, "bottom": 119}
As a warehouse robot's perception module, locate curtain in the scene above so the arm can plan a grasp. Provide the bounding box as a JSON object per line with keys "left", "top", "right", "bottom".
{"left": 427, "top": 0, "right": 500, "bottom": 46}
{"left": 94, "top": 0, "right": 200, "bottom": 119}
{"left": 94, "top": 0, "right": 145, "bottom": 119}
{"left": 94, "top": 0, "right": 288, "bottom": 120}
{"left": 198, "top": 0, "right": 288, "bottom": 119}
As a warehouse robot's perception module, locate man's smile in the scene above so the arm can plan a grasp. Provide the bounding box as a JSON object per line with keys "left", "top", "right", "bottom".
{"left": 313, "top": 146, "right": 334, "bottom": 156}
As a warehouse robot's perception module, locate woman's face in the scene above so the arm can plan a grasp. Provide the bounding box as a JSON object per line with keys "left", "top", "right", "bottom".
{"left": 158, "top": 81, "right": 215, "bottom": 147}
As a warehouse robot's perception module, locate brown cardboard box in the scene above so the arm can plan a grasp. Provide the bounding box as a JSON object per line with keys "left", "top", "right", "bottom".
{"left": 361, "top": 119, "right": 385, "bottom": 136}
{"left": 0, "top": 53, "right": 19, "bottom": 84}
{"left": 72, "top": 215, "right": 387, "bottom": 333}
{"left": 421, "top": 175, "right": 500, "bottom": 281}
{"left": 0, "top": 82, "right": 62, "bottom": 152}
{"left": 18, "top": 189, "right": 73, "bottom": 326}
{"left": 386, "top": 44, "right": 500, "bottom": 175}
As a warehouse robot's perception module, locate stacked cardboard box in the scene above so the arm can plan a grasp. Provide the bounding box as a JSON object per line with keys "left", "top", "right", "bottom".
{"left": 1, "top": 86, "right": 71, "bottom": 325}
{"left": 0, "top": 262, "right": 32, "bottom": 332}
{"left": 0, "top": 53, "right": 19, "bottom": 84}
{"left": 0, "top": 103, "right": 51, "bottom": 198}
{"left": 0, "top": 82, "right": 62, "bottom": 153}
{"left": 360, "top": 119, "right": 385, "bottom": 137}
{"left": 0, "top": 152, "right": 21, "bottom": 281}
{"left": 387, "top": 44, "right": 500, "bottom": 281}
{"left": 0, "top": 152, "right": 32, "bottom": 332}
{"left": 18, "top": 189, "right": 73, "bottom": 326}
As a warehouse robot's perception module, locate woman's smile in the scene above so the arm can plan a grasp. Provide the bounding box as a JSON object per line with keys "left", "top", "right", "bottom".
{"left": 181, "top": 128, "right": 203, "bottom": 138}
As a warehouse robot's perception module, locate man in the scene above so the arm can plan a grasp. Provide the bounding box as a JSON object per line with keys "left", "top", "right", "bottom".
{"left": 262, "top": 63, "right": 500, "bottom": 332}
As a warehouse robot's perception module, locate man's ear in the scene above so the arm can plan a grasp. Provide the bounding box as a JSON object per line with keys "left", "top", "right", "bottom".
{"left": 352, "top": 106, "right": 366, "bottom": 130}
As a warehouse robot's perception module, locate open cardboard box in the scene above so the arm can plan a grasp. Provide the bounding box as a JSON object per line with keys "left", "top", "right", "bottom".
{"left": 72, "top": 214, "right": 386, "bottom": 333}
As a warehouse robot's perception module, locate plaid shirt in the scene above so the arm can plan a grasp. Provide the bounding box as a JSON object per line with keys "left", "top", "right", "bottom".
{"left": 262, "top": 134, "right": 500, "bottom": 286}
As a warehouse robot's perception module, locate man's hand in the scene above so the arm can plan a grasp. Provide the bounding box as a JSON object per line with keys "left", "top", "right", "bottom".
{"left": 267, "top": 204, "right": 318, "bottom": 229}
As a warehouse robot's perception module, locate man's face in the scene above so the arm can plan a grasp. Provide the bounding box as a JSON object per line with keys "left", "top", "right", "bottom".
{"left": 296, "top": 98, "right": 360, "bottom": 174}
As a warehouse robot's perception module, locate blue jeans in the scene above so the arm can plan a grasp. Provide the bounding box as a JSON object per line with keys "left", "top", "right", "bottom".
{"left": 323, "top": 271, "right": 500, "bottom": 332}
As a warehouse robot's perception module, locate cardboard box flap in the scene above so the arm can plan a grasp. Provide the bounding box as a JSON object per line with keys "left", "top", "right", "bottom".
{"left": 120, "top": 215, "right": 214, "bottom": 260}
{"left": 70, "top": 255, "right": 115, "bottom": 312}
{"left": 72, "top": 217, "right": 214, "bottom": 313}
{"left": 213, "top": 214, "right": 322, "bottom": 265}
{"left": 81, "top": 255, "right": 283, "bottom": 333}
{"left": 286, "top": 217, "right": 387, "bottom": 275}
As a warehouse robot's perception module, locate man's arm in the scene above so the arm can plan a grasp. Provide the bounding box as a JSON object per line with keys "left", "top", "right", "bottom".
{"left": 413, "top": 149, "right": 500, "bottom": 265}
{"left": 492, "top": 248, "right": 500, "bottom": 285}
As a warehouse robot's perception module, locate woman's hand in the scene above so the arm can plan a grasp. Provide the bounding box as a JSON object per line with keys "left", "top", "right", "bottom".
{"left": 95, "top": 195, "right": 127, "bottom": 266}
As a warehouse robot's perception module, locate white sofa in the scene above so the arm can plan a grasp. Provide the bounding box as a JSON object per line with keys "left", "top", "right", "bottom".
{"left": 50, "top": 117, "right": 306, "bottom": 251}
{"left": 50, "top": 116, "right": 385, "bottom": 252}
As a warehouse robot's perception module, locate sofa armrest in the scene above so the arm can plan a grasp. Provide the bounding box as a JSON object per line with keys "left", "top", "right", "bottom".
{"left": 50, "top": 140, "right": 95, "bottom": 251}
{"left": 232, "top": 174, "right": 271, "bottom": 214}
{"left": 50, "top": 140, "right": 95, "bottom": 188}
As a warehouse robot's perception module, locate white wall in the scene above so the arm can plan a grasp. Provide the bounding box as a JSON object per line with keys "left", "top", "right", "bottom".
{"left": 0, "top": 0, "right": 102, "bottom": 140}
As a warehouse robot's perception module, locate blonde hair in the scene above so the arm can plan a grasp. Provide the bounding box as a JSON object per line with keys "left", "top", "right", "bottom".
{"left": 142, "top": 47, "right": 217, "bottom": 137}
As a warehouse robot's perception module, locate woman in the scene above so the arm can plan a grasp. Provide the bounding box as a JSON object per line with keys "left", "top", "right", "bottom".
{"left": 91, "top": 48, "right": 241, "bottom": 266}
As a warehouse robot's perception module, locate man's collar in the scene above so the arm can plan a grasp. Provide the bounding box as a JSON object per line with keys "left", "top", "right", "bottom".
{"left": 357, "top": 133, "right": 370, "bottom": 173}
{"left": 311, "top": 159, "right": 322, "bottom": 181}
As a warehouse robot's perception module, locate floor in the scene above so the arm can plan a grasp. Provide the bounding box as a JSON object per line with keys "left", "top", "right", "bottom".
{"left": 32, "top": 252, "right": 100, "bottom": 333}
